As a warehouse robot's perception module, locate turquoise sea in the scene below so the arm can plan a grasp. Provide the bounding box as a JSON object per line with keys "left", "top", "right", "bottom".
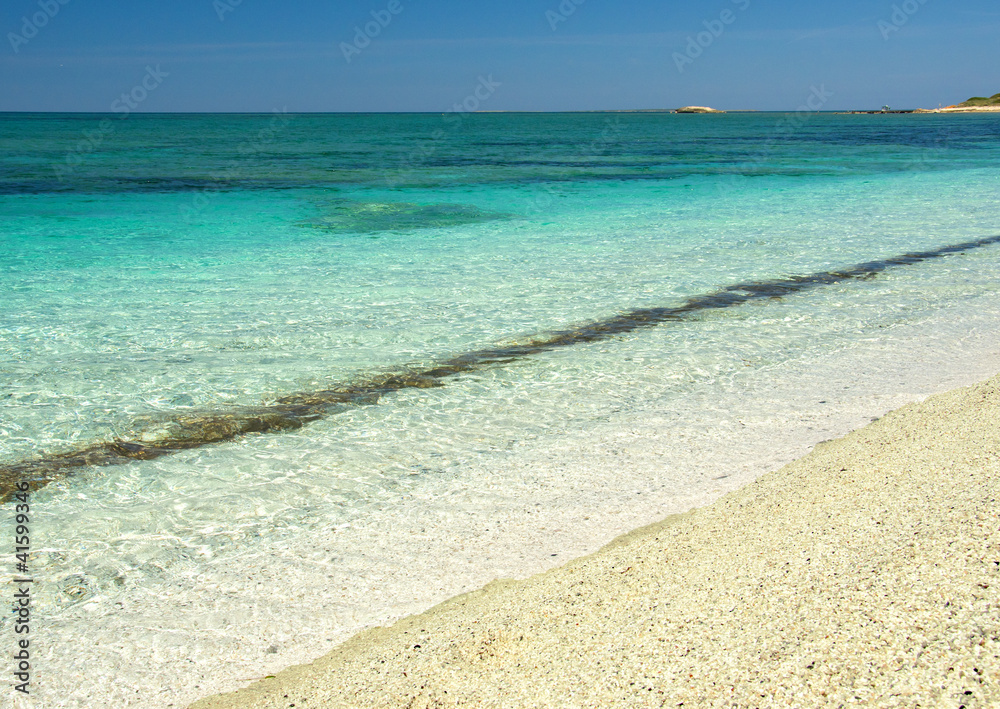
{"left": 2, "top": 112, "right": 999, "bottom": 707}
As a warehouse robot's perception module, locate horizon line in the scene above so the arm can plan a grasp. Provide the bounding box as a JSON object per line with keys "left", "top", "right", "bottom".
{"left": 0, "top": 108, "right": 935, "bottom": 116}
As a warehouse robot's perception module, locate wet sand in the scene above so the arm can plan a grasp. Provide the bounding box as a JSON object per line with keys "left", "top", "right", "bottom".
{"left": 192, "top": 374, "right": 1000, "bottom": 708}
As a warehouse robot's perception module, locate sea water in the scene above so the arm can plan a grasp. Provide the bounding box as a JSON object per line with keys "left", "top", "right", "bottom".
{"left": 1, "top": 112, "right": 999, "bottom": 707}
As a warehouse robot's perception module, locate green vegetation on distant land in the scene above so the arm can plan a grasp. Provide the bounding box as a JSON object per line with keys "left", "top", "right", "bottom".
{"left": 958, "top": 93, "right": 1000, "bottom": 107}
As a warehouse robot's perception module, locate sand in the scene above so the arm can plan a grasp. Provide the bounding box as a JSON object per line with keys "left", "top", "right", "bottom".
{"left": 191, "top": 375, "right": 1000, "bottom": 708}
{"left": 915, "top": 106, "right": 1000, "bottom": 113}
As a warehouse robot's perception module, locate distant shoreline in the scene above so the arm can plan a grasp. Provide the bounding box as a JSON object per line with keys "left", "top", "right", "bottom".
{"left": 836, "top": 107, "right": 1000, "bottom": 114}
{"left": 2, "top": 107, "right": 999, "bottom": 116}
{"left": 479, "top": 107, "right": 1000, "bottom": 115}
{"left": 913, "top": 105, "right": 1000, "bottom": 113}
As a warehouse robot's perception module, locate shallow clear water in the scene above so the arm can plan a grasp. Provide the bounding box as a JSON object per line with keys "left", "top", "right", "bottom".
{"left": 1, "top": 112, "right": 999, "bottom": 707}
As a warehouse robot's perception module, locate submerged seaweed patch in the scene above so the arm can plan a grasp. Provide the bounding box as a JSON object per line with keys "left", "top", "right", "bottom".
{"left": 300, "top": 200, "right": 511, "bottom": 234}
{"left": 3, "top": 233, "right": 999, "bottom": 502}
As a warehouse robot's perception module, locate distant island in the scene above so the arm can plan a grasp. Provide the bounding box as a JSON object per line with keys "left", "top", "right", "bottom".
{"left": 956, "top": 92, "right": 1000, "bottom": 107}
{"left": 478, "top": 96, "right": 998, "bottom": 115}
{"left": 915, "top": 92, "right": 1000, "bottom": 113}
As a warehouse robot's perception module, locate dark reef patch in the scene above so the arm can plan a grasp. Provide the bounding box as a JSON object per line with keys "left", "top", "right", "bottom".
{"left": 3, "top": 233, "right": 999, "bottom": 503}
{"left": 301, "top": 200, "right": 511, "bottom": 234}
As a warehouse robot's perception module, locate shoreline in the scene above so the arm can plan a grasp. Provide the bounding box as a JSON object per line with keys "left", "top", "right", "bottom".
{"left": 839, "top": 106, "right": 1000, "bottom": 114}
{"left": 917, "top": 106, "right": 1000, "bottom": 113}
{"left": 192, "top": 373, "right": 1000, "bottom": 708}
{"left": 15, "top": 155, "right": 1000, "bottom": 707}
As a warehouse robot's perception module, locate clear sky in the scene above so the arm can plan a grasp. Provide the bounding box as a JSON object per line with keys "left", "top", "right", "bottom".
{"left": 1, "top": 0, "right": 997, "bottom": 112}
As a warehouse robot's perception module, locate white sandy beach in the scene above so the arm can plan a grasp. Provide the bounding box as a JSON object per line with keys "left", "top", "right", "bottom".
{"left": 916, "top": 106, "right": 1000, "bottom": 113}
{"left": 192, "top": 373, "right": 1000, "bottom": 708}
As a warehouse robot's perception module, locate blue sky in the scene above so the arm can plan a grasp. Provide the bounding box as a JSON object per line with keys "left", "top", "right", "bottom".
{"left": 1, "top": 0, "right": 997, "bottom": 112}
